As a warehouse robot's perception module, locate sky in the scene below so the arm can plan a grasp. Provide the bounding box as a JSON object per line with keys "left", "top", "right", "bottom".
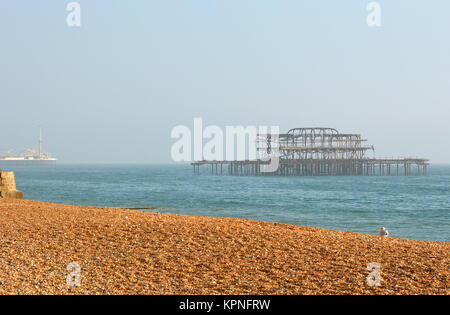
{"left": 0, "top": 1, "right": 449, "bottom": 163}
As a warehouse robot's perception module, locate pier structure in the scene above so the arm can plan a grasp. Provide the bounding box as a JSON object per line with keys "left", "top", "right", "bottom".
{"left": 191, "top": 127, "right": 429, "bottom": 176}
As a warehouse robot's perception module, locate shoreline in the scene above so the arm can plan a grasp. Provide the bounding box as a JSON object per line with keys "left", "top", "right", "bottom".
{"left": 0, "top": 199, "right": 448, "bottom": 295}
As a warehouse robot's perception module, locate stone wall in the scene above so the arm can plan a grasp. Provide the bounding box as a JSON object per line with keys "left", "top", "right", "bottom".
{"left": 0, "top": 169, "right": 24, "bottom": 199}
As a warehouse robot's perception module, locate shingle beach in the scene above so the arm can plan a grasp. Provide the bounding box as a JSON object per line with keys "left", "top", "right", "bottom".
{"left": 0, "top": 199, "right": 448, "bottom": 295}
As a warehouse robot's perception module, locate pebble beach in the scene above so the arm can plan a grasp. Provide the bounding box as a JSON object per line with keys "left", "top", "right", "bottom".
{"left": 0, "top": 199, "right": 448, "bottom": 295}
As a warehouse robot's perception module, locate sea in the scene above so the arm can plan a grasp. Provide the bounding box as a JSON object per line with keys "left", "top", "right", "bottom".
{"left": 3, "top": 164, "right": 449, "bottom": 242}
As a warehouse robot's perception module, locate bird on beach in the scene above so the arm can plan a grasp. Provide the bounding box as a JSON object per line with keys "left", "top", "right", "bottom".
{"left": 379, "top": 227, "right": 389, "bottom": 237}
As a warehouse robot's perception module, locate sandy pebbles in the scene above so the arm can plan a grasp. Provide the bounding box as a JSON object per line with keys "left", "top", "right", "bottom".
{"left": 0, "top": 199, "right": 448, "bottom": 295}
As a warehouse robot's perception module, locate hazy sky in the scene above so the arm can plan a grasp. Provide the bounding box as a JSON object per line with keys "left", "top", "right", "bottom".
{"left": 1, "top": 1, "right": 449, "bottom": 163}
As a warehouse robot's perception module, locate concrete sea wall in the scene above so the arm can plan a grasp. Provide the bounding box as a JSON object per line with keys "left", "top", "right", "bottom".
{"left": 0, "top": 169, "right": 24, "bottom": 199}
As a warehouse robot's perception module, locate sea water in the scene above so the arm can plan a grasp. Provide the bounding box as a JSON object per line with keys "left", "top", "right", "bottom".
{"left": 5, "top": 164, "right": 449, "bottom": 242}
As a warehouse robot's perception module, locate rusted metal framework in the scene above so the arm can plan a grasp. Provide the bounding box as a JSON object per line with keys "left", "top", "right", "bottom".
{"left": 263, "top": 127, "right": 373, "bottom": 160}
{"left": 191, "top": 127, "right": 429, "bottom": 176}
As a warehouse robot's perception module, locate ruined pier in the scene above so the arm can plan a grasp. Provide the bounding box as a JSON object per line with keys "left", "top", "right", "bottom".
{"left": 191, "top": 128, "right": 429, "bottom": 176}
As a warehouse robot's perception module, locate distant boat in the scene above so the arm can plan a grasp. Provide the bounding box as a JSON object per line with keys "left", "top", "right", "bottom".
{"left": 0, "top": 128, "right": 57, "bottom": 165}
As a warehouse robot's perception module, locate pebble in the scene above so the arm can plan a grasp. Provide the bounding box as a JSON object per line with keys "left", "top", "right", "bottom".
{"left": 0, "top": 199, "right": 448, "bottom": 295}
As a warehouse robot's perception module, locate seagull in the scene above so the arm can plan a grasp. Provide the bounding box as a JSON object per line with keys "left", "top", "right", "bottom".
{"left": 379, "top": 227, "right": 389, "bottom": 237}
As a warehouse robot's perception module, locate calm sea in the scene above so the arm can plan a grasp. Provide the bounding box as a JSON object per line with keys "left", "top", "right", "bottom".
{"left": 4, "top": 164, "right": 449, "bottom": 242}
